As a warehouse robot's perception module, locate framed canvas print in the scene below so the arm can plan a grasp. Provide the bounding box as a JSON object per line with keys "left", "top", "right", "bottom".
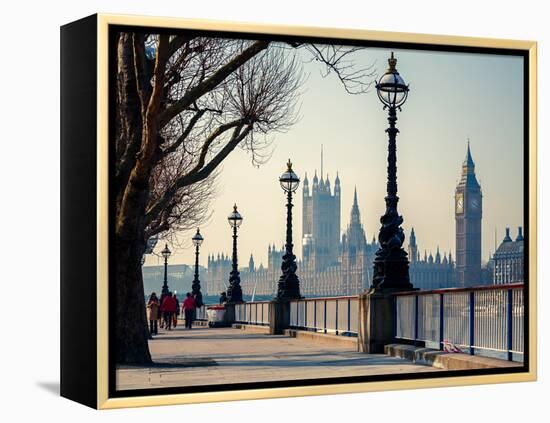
{"left": 60, "top": 14, "right": 537, "bottom": 409}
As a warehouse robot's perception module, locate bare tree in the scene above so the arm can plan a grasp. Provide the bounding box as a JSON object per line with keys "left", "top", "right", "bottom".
{"left": 113, "top": 32, "right": 375, "bottom": 364}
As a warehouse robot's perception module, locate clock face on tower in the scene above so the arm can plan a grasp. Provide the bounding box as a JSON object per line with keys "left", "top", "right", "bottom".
{"left": 470, "top": 197, "right": 480, "bottom": 211}
{"left": 456, "top": 193, "right": 464, "bottom": 214}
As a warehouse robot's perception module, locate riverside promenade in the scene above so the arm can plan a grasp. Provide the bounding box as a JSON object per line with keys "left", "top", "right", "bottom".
{"left": 116, "top": 325, "right": 440, "bottom": 390}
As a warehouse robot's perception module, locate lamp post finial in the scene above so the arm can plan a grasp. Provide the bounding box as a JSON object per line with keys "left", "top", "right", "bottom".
{"left": 388, "top": 51, "right": 397, "bottom": 71}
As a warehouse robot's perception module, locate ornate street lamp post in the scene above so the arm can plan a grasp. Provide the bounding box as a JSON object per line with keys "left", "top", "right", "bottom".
{"left": 161, "top": 243, "right": 171, "bottom": 296}
{"left": 371, "top": 52, "right": 413, "bottom": 291}
{"left": 191, "top": 228, "right": 204, "bottom": 307}
{"left": 276, "top": 159, "right": 301, "bottom": 300}
{"left": 226, "top": 204, "right": 243, "bottom": 303}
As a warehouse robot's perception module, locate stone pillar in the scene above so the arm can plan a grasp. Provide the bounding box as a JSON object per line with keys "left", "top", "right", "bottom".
{"left": 358, "top": 289, "right": 397, "bottom": 353}
{"left": 269, "top": 299, "right": 290, "bottom": 335}
{"left": 224, "top": 303, "right": 236, "bottom": 327}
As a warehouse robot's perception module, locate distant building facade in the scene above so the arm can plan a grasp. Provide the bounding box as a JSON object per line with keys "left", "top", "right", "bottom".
{"left": 338, "top": 189, "right": 376, "bottom": 294}
{"left": 142, "top": 264, "right": 197, "bottom": 296}
{"left": 408, "top": 228, "right": 456, "bottom": 290}
{"left": 302, "top": 169, "right": 341, "bottom": 270}
{"left": 455, "top": 143, "right": 483, "bottom": 287}
{"left": 492, "top": 227, "right": 524, "bottom": 284}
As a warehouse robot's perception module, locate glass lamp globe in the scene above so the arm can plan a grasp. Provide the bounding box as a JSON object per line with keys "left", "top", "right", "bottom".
{"left": 376, "top": 52, "right": 409, "bottom": 108}
{"left": 227, "top": 204, "right": 243, "bottom": 228}
{"left": 192, "top": 228, "right": 204, "bottom": 247}
{"left": 161, "top": 243, "right": 171, "bottom": 260}
{"left": 279, "top": 159, "right": 300, "bottom": 193}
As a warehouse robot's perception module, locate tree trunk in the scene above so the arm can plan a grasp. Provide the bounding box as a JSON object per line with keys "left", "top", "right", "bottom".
{"left": 115, "top": 33, "right": 143, "bottom": 208}
{"left": 113, "top": 235, "right": 152, "bottom": 364}
{"left": 113, "top": 33, "right": 153, "bottom": 365}
{"left": 114, "top": 149, "right": 155, "bottom": 364}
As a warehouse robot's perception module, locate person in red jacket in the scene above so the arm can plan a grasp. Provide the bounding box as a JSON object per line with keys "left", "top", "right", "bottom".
{"left": 158, "top": 292, "right": 167, "bottom": 329}
{"left": 160, "top": 292, "right": 177, "bottom": 330}
{"left": 182, "top": 292, "right": 196, "bottom": 329}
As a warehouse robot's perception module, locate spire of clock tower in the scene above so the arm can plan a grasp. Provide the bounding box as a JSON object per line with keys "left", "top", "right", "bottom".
{"left": 459, "top": 139, "right": 480, "bottom": 189}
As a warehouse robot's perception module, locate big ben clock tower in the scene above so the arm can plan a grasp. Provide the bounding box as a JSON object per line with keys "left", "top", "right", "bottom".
{"left": 455, "top": 142, "right": 482, "bottom": 287}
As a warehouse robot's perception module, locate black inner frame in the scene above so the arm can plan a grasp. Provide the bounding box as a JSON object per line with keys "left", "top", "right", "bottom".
{"left": 108, "top": 23, "right": 531, "bottom": 399}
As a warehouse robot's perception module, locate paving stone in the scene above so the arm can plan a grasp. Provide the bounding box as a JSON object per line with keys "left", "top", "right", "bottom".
{"left": 116, "top": 326, "right": 440, "bottom": 390}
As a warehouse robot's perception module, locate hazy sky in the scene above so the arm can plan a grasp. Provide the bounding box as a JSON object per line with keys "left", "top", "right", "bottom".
{"left": 144, "top": 45, "right": 524, "bottom": 269}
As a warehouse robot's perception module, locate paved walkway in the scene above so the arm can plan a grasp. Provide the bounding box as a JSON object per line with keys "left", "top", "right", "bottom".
{"left": 116, "top": 325, "right": 440, "bottom": 391}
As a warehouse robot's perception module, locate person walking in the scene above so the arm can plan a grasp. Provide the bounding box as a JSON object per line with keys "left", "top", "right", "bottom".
{"left": 147, "top": 292, "right": 160, "bottom": 337}
{"left": 160, "top": 291, "right": 177, "bottom": 330}
{"left": 219, "top": 291, "right": 228, "bottom": 304}
{"left": 182, "top": 292, "right": 196, "bottom": 330}
{"left": 158, "top": 292, "right": 167, "bottom": 329}
{"left": 173, "top": 291, "right": 180, "bottom": 328}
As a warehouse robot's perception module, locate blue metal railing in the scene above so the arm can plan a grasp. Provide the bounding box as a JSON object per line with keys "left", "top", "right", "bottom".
{"left": 289, "top": 296, "right": 358, "bottom": 336}
{"left": 231, "top": 296, "right": 358, "bottom": 336}
{"left": 394, "top": 284, "right": 524, "bottom": 361}
{"left": 234, "top": 301, "right": 270, "bottom": 325}
{"left": 198, "top": 284, "right": 524, "bottom": 363}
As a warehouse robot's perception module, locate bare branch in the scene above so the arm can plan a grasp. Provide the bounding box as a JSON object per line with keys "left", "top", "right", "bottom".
{"left": 145, "top": 123, "right": 252, "bottom": 225}
{"left": 158, "top": 40, "right": 270, "bottom": 127}
{"left": 161, "top": 108, "right": 206, "bottom": 157}
{"left": 303, "top": 44, "right": 376, "bottom": 94}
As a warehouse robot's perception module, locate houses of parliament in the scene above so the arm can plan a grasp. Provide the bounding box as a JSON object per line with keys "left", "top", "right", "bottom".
{"left": 204, "top": 144, "right": 489, "bottom": 296}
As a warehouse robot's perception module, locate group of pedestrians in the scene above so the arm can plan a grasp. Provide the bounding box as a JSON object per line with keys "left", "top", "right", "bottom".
{"left": 146, "top": 291, "right": 198, "bottom": 337}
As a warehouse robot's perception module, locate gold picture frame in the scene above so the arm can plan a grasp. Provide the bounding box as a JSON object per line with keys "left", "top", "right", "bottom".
{"left": 61, "top": 13, "right": 537, "bottom": 409}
